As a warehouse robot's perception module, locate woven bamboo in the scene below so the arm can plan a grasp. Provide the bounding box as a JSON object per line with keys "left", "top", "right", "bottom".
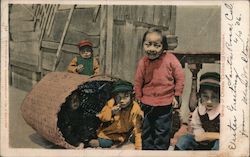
{"left": 21, "top": 72, "right": 114, "bottom": 148}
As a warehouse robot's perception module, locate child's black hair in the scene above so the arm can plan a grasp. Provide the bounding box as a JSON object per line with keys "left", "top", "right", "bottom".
{"left": 79, "top": 45, "right": 93, "bottom": 53}
{"left": 142, "top": 27, "right": 168, "bottom": 50}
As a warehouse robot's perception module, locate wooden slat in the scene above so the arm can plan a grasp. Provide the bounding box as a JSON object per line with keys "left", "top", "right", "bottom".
{"left": 57, "top": 5, "right": 97, "bottom": 10}
{"left": 11, "top": 72, "right": 36, "bottom": 92}
{"left": 47, "top": 5, "right": 58, "bottom": 35}
{"left": 39, "top": 4, "right": 55, "bottom": 74}
{"left": 10, "top": 41, "right": 40, "bottom": 55}
{"left": 10, "top": 52, "right": 39, "bottom": 67}
{"left": 75, "top": 5, "right": 99, "bottom": 9}
{"left": 136, "top": 5, "right": 144, "bottom": 22}
{"left": 42, "top": 52, "right": 56, "bottom": 71}
{"left": 122, "top": 22, "right": 136, "bottom": 82}
{"left": 67, "top": 8, "right": 100, "bottom": 36}
{"left": 64, "top": 30, "right": 100, "bottom": 47}
{"left": 169, "top": 6, "right": 176, "bottom": 34}
{"left": 41, "top": 40, "right": 100, "bottom": 55}
{"left": 11, "top": 4, "right": 34, "bottom": 13}
{"left": 11, "top": 65, "right": 40, "bottom": 81}
{"left": 11, "top": 32, "right": 39, "bottom": 42}
{"left": 40, "top": 5, "right": 47, "bottom": 30}
{"left": 10, "top": 11, "right": 34, "bottom": 21}
{"left": 45, "top": 5, "right": 55, "bottom": 33}
{"left": 142, "top": 6, "right": 154, "bottom": 24}
{"left": 10, "top": 41, "right": 40, "bottom": 66}
{"left": 93, "top": 5, "right": 101, "bottom": 22}
{"left": 153, "top": 6, "right": 162, "bottom": 25}
{"left": 10, "top": 20, "right": 34, "bottom": 32}
{"left": 160, "top": 6, "right": 171, "bottom": 27}
{"left": 99, "top": 6, "right": 107, "bottom": 74}
{"left": 105, "top": 5, "right": 113, "bottom": 75}
{"left": 113, "top": 5, "right": 120, "bottom": 20}
{"left": 53, "top": 5, "right": 75, "bottom": 71}
{"left": 10, "top": 60, "right": 39, "bottom": 72}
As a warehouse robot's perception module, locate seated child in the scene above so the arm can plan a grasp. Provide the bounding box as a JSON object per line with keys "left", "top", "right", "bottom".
{"left": 89, "top": 80, "right": 143, "bottom": 150}
{"left": 57, "top": 91, "right": 84, "bottom": 149}
{"left": 175, "top": 72, "right": 220, "bottom": 150}
{"left": 68, "top": 40, "right": 100, "bottom": 76}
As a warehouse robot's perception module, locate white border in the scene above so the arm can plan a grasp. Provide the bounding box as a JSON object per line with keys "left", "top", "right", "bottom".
{"left": 1, "top": 0, "right": 249, "bottom": 157}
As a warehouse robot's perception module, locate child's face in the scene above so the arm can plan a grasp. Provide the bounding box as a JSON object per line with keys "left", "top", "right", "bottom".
{"left": 70, "top": 94, "right": 80, "bottom": 110}
{"left": 200, "top": 89, "right": 220, "bottom": 110}
{"left": 115, "top": 92, "right": 132, "bottom": 109}
{"left": 79, "top": 47, "right": 92, "bottom": 59}
{"left": 143, "top": 32, "right": 163, "bottom": 60}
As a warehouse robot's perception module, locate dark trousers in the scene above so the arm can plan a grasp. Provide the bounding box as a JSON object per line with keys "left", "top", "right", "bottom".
{"left": 141, "top": 103, "right": 173, "bottom": 150}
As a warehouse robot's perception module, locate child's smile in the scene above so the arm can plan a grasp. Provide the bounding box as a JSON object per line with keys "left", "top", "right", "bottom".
{"left": 143, "top": 32, "right": 163, "bottom": 60}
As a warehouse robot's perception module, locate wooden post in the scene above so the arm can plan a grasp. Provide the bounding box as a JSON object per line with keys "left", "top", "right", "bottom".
{"left": 99, "top": 6, "right": 107, "bottom": 75}
{"left": 105, "top": 5, "right": 113, "bottom": 75}
{"left": 169, "top": 6, "right": 176, "bottom": 35}
{"left": 188, "top": 63, "right": 202, "bottom": 112}
{"left": 52, "top": 5, "right": 75, "bottom": 71}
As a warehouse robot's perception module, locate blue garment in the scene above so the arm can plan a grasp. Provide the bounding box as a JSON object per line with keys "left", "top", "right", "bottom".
{"left": 98, "top": 138, "right": 113, "bottom": 148}
{"left": 141, "top": 103, "right": 173, "bottom": 150}
{"left": 175, "top": 134, "right": 219, "bottom": 150}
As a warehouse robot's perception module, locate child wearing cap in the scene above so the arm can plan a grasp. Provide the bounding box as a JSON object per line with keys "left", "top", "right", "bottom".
{"left": 68, "top": 40, "right": 100, "bottom": 76}
{"left": 89, "top": 80, "right": 143, "bottom": 150}
{"left": 134, "top": 27, "right": 185, "bottom": 150}
{"left": 174, "top": 72, "right": 220, "bottom": 150}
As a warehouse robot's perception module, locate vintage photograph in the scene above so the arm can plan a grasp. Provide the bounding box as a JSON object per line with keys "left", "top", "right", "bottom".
{"left": 7, "top": 4, "right": 222, "bottom": 151}
{"left": 2, "top": 1, "right": 249, "bottom": 157}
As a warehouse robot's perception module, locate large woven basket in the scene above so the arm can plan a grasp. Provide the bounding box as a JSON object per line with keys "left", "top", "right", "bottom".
{"left": 21, "top": 72, "right": 115, "bottom": 149}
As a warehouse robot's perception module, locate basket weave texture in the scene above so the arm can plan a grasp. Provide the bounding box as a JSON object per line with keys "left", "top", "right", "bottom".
{"left": 21, "top": 72, "right": 113, "bottom": 148}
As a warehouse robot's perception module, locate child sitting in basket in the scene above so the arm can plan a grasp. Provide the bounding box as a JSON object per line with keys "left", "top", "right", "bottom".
{"left": 89, "top": 80, "right": 143, "bottom": 150}
{"left": 57, "top": 91, "right": 84, "bottom": 149}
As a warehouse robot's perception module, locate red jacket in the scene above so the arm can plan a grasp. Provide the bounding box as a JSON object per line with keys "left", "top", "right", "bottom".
{"left": 135, "top": 51, "right": 185, "bottom": 106}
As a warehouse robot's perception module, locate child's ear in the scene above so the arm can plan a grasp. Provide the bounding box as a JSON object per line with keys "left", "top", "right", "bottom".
{"left": 132, "top": 91, "right": 135, "bottom": 99}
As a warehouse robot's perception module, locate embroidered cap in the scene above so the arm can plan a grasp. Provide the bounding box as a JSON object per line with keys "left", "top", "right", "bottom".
{"left": 77, "top": 40, "right": 93, "bottom": 48}
{"left": 200, "top": 72, "right": 220, "bottom": 89}
{"left": 112, "top": 80, "right": 133, "bottom": 93}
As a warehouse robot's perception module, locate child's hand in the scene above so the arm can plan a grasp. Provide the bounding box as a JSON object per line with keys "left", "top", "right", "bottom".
{"left": 76, "top": 142, "right": 84, "bottom": 149}
{"left": 112, "top": 104, "right": 121, "bottom": 115}
{"left": 172, "top": 96, "right": 181, "bottom": 109}
{"left": 76, "top": 64, "right": 84, "bottom": 72}
{"left": 194, "top": 133, "right": 206, "bottom": 142}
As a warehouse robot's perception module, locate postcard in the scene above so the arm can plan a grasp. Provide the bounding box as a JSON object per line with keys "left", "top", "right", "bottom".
{"left": 1, "top": 0, "right": 249, "bottom": 157}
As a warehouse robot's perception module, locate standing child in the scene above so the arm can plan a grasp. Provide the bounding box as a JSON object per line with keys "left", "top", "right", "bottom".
{"left": 135, "top": 27, "right": 185, "bottom": 150}
{"left": 68, "top": 40, "right": 100, "bottom": 76}
{"left": 89, "top": 80, "right": 143, "bottom": 150}
{"left": 175, "top": 72, "right": 220, "bottom": 150}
